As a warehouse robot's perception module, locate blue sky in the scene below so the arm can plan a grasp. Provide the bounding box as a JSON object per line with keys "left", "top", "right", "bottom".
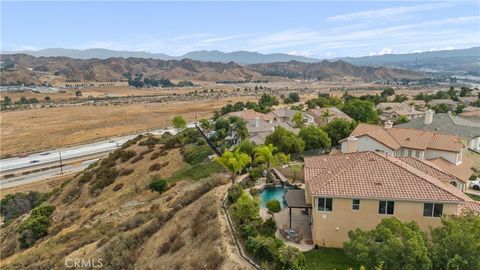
{"left": 1, "top": 1, "right": 479, "bottom": 58}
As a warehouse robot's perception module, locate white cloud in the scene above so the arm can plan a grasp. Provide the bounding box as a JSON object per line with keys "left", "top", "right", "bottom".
{"left": 287, "top": 50, "right": 312, "bottom": 57}
{"left": 328, "top": 3, "right": 454, "bottom": 22}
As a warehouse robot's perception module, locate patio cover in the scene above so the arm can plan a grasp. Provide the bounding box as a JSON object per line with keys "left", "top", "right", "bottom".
{"left": 285, "top": 189, "right": 311, "bottom": 209}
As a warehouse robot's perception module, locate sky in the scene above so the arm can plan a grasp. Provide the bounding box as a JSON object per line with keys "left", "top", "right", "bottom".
{"left": 1, "top": 1, "right": 479, "bottom": 58}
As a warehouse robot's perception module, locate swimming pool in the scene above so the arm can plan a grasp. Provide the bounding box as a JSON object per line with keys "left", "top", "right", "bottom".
{"left": 260, "top": 185, "right": 297, "bottom": 209}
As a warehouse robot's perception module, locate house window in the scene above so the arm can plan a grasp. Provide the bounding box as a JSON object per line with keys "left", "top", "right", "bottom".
{"left": 318, "top": 197, "right": 333, "bottom": 212}
{"left": 378, "top": 201, "right": 395, "bottom": 215}
{"left": 415, "top": 151, "right": 420, "bottom": 158}
{"left": 408, "top": 150, "right": 412, "bottom": 156}
{"left": 352, "top": 199, "right": 360, "bottom": 210}
{"left": 423, "top": 203, "right": 443, "bottom": 217}
{"left": 400, "top": 149, "right": 405, "bottom": 156}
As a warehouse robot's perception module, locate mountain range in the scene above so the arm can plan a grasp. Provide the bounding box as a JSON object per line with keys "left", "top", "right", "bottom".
{"left": 5, "top": 47, "right": 478, "bottom": 72}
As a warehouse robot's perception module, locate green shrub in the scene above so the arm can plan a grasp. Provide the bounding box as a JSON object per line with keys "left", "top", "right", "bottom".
{"left": 168, "top": 161, "right": 223, "bottom": 182}
{"left": 119, "top": 168, "right": 134, "bottom": 176}
{"left": 130, "top": 155, "right": 144, "bottom": 164}
{"left": 240, "top": 223, "right": 258, "bottom": 238}
{"left": 182, "top": 144, "right": 212, "bottom": 165}
{"left": 121, "top": 135, "right": 144, "bottom": 149}
{"left": 0, "top": 191, "right": 50, "bottom": 221}
{"left": 149, "top": 163, "right": 161, "bottom": 172}
{"left": 245, "top": 235, "right": 283, "bottom": 262}
{"left": 120, "top": 150, "right": 136, "bottom": 162}
{"left": 18, "top": 204, "right": 56, "bottom": 248}
{"left": 258, "top": 218, "right": 277, "bottom": 236}
{"left": 149, "top": 178, "right": 168, "bottom": 194}
{"left": 277, "top": 246, "right": 307, "bottom": 270}
{"left": 266, "top": 200, "right": 281, "bottom": 215}
{"left": 89, "top": 167, "right": 117, "bottom": 194}
{"left": 227, "top": 184, "right": 244, "bottom": 203}
{"left": 469, "top": 175, "right": 477, "bottom": 180}
{"left": 248, "top": 167, "right": 263, "bottom": 182}
{"left": 139, "top": 136, "right": 161, "bottom": 146}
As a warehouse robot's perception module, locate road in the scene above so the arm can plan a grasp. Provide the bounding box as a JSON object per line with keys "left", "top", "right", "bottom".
{"left": 0, "top": 124, "right": 194, "bottom": 173}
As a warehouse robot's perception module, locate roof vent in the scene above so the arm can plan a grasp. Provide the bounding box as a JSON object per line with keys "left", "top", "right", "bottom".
{"left": 374, "top": 182, "right": 382, "bottom": 186}
{"left": 406, "top": 137, "right": 410, "bottom": 141}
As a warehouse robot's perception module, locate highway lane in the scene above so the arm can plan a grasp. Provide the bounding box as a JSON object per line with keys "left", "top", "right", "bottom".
{"left": 0, "top": 123, "right": 194, "bottom": 173}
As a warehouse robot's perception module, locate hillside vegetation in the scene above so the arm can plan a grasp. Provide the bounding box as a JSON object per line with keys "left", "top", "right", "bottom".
{"left": 0, "top": 131, "right": 251, "bottom": 269}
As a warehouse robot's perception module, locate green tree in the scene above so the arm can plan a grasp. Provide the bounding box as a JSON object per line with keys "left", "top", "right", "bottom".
{"left": 214, "top": 149, "right": 252, "bottom": 183}
{"left": 381, "top": 88, "right": 395, "bottom": 97}
{"left": 394, "top": 115, "right": 409, "bottom": 124}
{"left": 288, "top": 92, "right": 300, "bottom": 103}
{"left": 292, "top": 111, "right": 305, "bottom": 128}
{"left": 3, "top": 96, "right": 12, "bottom": 105}
{"left": 148, "top": 178, "right": 168, "bottom": 194}
{"left": 265, "top": 126, "right": 305, "bottom": 154}
{"left": 233, "top": 192, "right": 259, "bottom": 223}
{"left": 236, "top": 139, "right": 256, "bottom": 160}
{"left": 44, "top": 96, "right": 51, "bottom": 101}
{"left": 172, "top": 115, "right": 187, "bottom": 132}
{"left": 431, "top": 103, "right": 449, "bottom": 113}
{"left": 340, "top": 99, "right": 380, "bottom": 124}
{"left": 75, "top": 90, "right": 82, "bottom": 97}
{"left": 455, "top": 104, "right": 466, "bottom": 114}
{"left": 254, "top": 144, "right": 289, "bottom": 180}
{"left": 344, "top": 218, "right": 431, "bottom": 270}
{"left": 258, "top": 93, "right": 279, "bottom": 108}
{"left": 266, "top": 199, "right": 281, "bottom": 218}
{"left": 321, "top": 119, "right": 357, "bottom": 145}
{"left": 198, "top": 118, "right": 211, "bottom": 132}
{"left": 429, "top": 212, "right": 480, "bottom": 270}
{"left": 299, "top": 125, "right": 331, "bottom": 150}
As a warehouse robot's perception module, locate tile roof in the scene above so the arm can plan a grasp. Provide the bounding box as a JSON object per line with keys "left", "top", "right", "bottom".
{"left": 226, "top": 109, "right": 273, "bottom": 122}
{"left": 397, "top": 157, "right": 456, "bottom": 182}
{"left": 306, "top": 107, "right": 353, "bottom": 122}
{"left": 431, "top": 156, "right": 474, "bottom": 184}
{"left": 351, "top": 123, "right": 464, "bottom": 152}
{"left": 304, "top": 152, "right": 473, "bottom": 203}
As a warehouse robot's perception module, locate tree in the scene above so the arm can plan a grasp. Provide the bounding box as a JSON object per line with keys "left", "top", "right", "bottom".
{"left": 429, "top": 212, "right": 480, "bottom": 270}
{"left": 292, "top": 111, "right": 305, "bottom": 128}
{"left": 254, "top": 144, "right": 289, "bottom": 180}
{"left": 266, "top": 199, "right": 281, "bottom": 218}
{"left": 394, "top": 115, "right": 409, "bottom": 124}
{"left": 299, "top": 125, "right": 331, "bottom": 150}
{"left": 172, "top": 115, "right": 187, "bottom": 132}
{"left": 340, "top": 99, "right": 380, "bottom": 124}
{"left": 75, "top": 90, "right": 82, "bottom": 97}
{"left": 381, "top": 88, "right": 395, "bottom": 97}
{"left": 233, "top": 192, "right": 259, "bottom": 223}
{"left": 288, "top": 92, "right": 300, "bottom": 103}
{"left": 431, "top": 103, "right": 449, "bottom": 113}
{"left": 3, "top": 96, "right": 12, "bottom": 106}
{"left": 258, "top": 93, "right": 279, "bottom": 108}
{"left": 322, "top": 119, "right": 357, "bottom": 145}
{"left": 455, "top": 104, "right": 466, "bottom": 114}
{"left": 344, "top": 218, "right": 431, "bottom": 270}
{"left": 148, "top": 178, "right": 168, "bottom": 194}
{"left": 214, "top": 149, "right": 252, "bottom": 183}
{"left": 44, "top": 96, "right": 51, "bottom": 101}
{"left": 265, "top": 127, "right": 305, "bottom": 154}
{"left": 459, "top": 86, "right": 472, "bottom": 97}
{"left": 236, "top": 139, "right": 256, "bottom": 160}
{"left": 198, "top": 118, "right": 211, "bottom": 132}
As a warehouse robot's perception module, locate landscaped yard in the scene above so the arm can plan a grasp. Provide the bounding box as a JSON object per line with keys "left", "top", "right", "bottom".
{"left": 466, "top": 192, "right": 480, "bottom": 201}
{"left": 304, "top": 248, "right": 359, "bottom": 270}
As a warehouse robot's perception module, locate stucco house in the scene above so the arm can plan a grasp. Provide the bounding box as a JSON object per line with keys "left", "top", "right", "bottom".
{"left": 376, "top": 102, "right": 425, "bottom": 122}
{"left": 303, "top": 151, "right": 480, "bottom": 248}
{"left": 306, "top": 107, "right": 353, "bottom": 126}
{"left": 267, "top": 108, "right": 315, "bottom": 127}
{"left": 340, "top": 121, "right": 474, "bottom": 190}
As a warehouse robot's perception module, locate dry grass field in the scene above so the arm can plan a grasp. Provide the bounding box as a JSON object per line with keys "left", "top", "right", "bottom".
{"left": 1, "top": 96, "right": 257, "bottom": 156}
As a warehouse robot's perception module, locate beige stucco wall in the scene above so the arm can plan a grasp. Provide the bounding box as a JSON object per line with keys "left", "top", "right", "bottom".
{"left": 425, "top": 149, "right": 460, "bottom": 164}
{"left": 310, "top": 197, "right": 458, "bottom": 248}
{"left": 356, "top": 136, "right": 395, "bottom": 155}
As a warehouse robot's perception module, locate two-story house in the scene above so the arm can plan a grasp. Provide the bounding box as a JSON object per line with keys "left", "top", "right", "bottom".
{"left": 340, "top": 122, "right": 474, "bottom": 190}
{"left": 306, "top": 107, "right": 353, "bottom": 126}
{"left": 303, "top": 152, "right": 480, "bottom": 248}
{"left": 267, "top": 108, "right": 315, "bottom": 127}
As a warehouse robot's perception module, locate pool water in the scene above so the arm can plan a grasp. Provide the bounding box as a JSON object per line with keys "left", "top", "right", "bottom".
{"left": 260, "top": 185, "right": 296, "bottom": 209}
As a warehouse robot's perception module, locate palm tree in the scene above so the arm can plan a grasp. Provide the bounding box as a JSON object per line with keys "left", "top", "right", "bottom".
{"left": 254, "top": 144, "right": 289, "bottom": 181}
{"left": 215, "top": 149, "right": 252, "bottom": 184}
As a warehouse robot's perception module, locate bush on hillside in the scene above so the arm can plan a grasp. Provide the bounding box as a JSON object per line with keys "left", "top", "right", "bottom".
{"left": 182, "top": 144, "right": 212, "bottom": 165}
{"left": 149, "top": 178, "right": 168, "bottom": 194}
{"left": 18, "top": 204, "right": 56, "bottom": 248}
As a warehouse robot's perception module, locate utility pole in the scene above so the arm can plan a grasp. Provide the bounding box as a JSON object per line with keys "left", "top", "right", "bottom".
{"left": 59, "top": 152, "right": 63, "bottom": 174}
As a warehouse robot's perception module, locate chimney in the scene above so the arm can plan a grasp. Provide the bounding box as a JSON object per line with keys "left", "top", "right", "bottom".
{"left": 424, "top": 110, "right": 434, "bottom": 125}
{"left": 384, "top": 120, "right": 393, "bottom": 129}
{"left": 341, "top": 136, "right": 358, "bottom": 153}
{"left": 255, "top": 116, "right": 260, "bottom": 128}
{"left": 411, "top": 105, "right": 415, "bottom": 112}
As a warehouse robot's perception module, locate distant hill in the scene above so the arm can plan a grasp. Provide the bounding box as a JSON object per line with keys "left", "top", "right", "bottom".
{"left": 7, "top": 48, "right": 320, "bottom": 64}
{"left": 337, "top": 47, "right": 480, "bottom": 72}
{"left": 180, "top": 50, "right": 319, "bottom": 64}
{"left": 248, "top": 60, "right": 423, "bottom": 81}
{"left": 0, "top": 54, "right": 424, "bottom": 85}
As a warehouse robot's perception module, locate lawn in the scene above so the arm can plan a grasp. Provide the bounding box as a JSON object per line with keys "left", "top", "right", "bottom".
{"left": 466, "top": 192, "right": 480, "bottom": 201}
{"left": 304, "top": 248, "right": 359, "bottom": 270}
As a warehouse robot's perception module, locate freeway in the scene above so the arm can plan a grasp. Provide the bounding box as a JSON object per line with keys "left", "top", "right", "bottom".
{"left": 0, "top": 123, "right": 194, "bottom": 174}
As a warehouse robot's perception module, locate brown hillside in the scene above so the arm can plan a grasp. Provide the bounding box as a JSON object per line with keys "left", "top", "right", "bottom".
{"left": 1, "top": 54, "right": 424, "bottom": 85}
{"left": 0, "top": 137, "right": 250, "bottom": 270}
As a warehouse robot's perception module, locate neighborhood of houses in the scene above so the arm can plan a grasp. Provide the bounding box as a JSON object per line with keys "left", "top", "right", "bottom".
{"left": 214, "top": 96, "right": 480, "bottom": 251}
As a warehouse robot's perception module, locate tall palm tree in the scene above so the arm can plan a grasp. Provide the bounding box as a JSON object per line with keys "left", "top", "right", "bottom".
{"left": 254, "top": 144, "right": 289, "bottom": 181}
{"left": 215, "top": 149, "right": 252, "bottom": 184}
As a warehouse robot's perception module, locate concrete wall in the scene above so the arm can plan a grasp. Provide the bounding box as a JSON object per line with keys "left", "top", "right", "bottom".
{"left": 470, "top": 137, "right": 480, "bottom": 151}
{"left": 310, "top": 197, "right": 458, "bottom": 248}
{"left": 356, "top": 136, "right": 395, "bottom": 155}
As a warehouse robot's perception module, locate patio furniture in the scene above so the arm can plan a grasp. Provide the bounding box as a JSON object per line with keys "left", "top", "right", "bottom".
{"left": 284, "top": 228, "right": 300, "bottom": 242}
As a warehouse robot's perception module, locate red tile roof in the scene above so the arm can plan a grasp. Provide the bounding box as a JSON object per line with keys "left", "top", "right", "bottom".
{"left": 304, "top": 152, "right": 472, "bottom": 203}
{"left": 351, "top": 124, "right": 464, "bottom": 152}
{"left": 398, "top": 157, "right": 456, "bottom": 182}
{"left": 431, "top": 156, "right": 474, "bottom": 184}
